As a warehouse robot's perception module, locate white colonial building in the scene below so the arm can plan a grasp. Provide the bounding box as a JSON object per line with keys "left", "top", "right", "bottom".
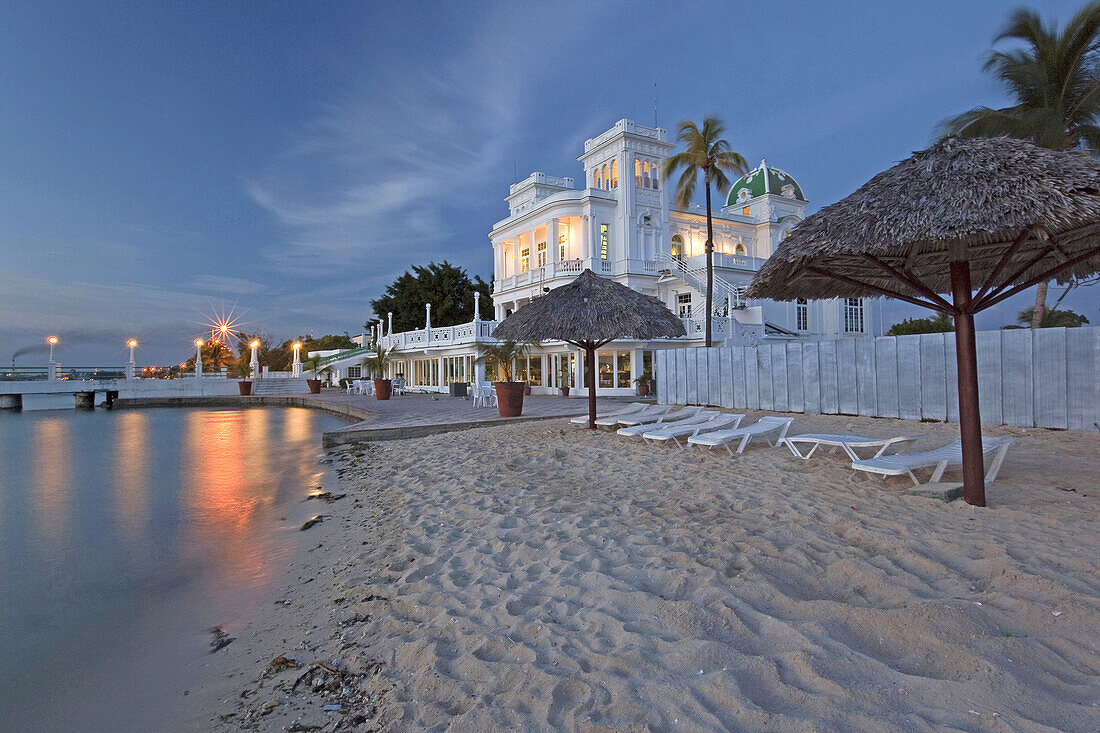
{"left": 318, "top": 118, "right": 876, "bottom": 396}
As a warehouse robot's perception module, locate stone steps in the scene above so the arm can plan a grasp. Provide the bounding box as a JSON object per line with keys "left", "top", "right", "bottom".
{"left": 251, "top": 378, "right": 310, "bottom": 395}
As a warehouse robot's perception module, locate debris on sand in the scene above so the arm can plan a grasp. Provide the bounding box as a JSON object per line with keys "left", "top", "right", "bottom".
{"left": 300, "top": 515, "right": 325, "bottom": 531}
{"left": 207, "top": 626, "right": 235, "bottom": 653}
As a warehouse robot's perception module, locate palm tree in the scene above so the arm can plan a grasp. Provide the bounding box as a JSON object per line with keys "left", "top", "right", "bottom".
{"left": 942, "top": 2, "right": 1100, "bottom": 328}
{"left": 664, "top": 117, "right": 748, "bottom": 346}
{"left": 477, "top": 340, "right": 528, "bottom": 382}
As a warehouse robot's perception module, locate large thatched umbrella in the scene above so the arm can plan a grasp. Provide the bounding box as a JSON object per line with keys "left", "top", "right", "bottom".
{"left": 748, "top": 136, "right": 1100, "bottom": 506}
{"left": 492, "top": 269, "right": 686, "bottom": 429}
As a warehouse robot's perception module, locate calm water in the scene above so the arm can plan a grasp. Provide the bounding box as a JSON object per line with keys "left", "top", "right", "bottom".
{"left": 0, "top": 406, "right": 346, "bottom": 732}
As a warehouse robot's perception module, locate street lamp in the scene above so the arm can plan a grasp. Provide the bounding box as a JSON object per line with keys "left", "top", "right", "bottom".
{"left": 195, "top": 339, "right": 204, "bottom": 377}
{"left": 47, "top": 336, "right": 58, "bottom": 362}
{"left": 249, "top": 339, "right": 261, "bottom": 379}
{"left": 126, "top": 339, "right": 138, "bottom": 379}
{"left": 291, "top": 341, "right": 302, "bottom": 377}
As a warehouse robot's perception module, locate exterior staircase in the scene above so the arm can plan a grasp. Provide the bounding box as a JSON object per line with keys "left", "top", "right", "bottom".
{"left": 251, "top": 378, "right": 310, "bottom": 395}
{"left": 655, "top": 250, "right": 762, "bottom": 346}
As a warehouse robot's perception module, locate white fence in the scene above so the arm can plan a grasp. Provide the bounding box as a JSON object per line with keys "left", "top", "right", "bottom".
{"left": 655, "top": 327, "right": 1100, "bottom": 431}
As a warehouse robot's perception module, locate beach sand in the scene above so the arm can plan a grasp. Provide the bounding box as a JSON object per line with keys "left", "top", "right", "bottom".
{"left": 194, "top": 411, "right": 1099, "bottom": 732}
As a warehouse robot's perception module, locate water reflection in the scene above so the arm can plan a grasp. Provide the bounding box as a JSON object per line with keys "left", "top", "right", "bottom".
{"left": 32, "top": 416, "right": 71, "bottom": 543}
{"left": 114, "top": 411, "right": 149, "bottom": 540}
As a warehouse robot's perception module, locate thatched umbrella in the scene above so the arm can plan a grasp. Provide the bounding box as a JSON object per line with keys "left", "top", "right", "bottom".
{"left": 748, "top": 135, "right": 1100, "bottom": 506}
{"left": 492, "top": 269, "right": 686, "bottom": 429}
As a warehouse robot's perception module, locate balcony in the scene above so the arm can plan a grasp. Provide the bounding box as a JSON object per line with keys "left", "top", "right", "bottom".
{"left": 494, "top": 258, "right": 660, "bottom": 293}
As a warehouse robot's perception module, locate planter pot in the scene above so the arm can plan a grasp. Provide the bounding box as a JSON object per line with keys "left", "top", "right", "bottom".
{"left": 306, "top": 379, "right": 322, "bottom": 394}
{"left": 374, "top": 379, "right": 393, "bottom": 400}
{"left": 560, "top": 386, "right": 570, "bottom": 397}
{"left": 636, "top": 382, "right": 650, "bottom": 397}
{"left": 524, "top": 384, "right": 532, "bottom": 395}
{"left": 494, "top": 381, "right": 525, "bottom": 417}
{"left": 238, "top": 381, "right": 253, "bottom": 396}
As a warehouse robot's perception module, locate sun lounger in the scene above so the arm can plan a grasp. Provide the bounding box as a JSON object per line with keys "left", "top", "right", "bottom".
{"left": 593, "top": 403, "right": 668, "bottom": 427}
{"left": 641, "top": 412, "right": 744, "bottom": 449}
{"left": 850, "top": 436, "right": 1014, "bottom": 486}
{"left": 779, "top": 433, "right": 927, "bottom": 461}
{"left": 687, "top": 415, "right": 795, "bottom": 455}
{"left": 615, "top": 406, "right": 706, "bottom": 436}
{"left": 570, "top": 402, "right": 648, "bottom": 426}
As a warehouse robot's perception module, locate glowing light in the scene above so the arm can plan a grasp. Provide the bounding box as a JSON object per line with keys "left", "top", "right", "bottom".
{"left": 249, "top": 340, "right": 260, "bottom": 349}
{"left": 47, "top": 336, "right": 58, "bottom": 345}
{"left": 195, "top": 339, "right": 204, "bottom": 347}
{"left": 127, "top": 339, "right": 138, "bottom": 348}
{"left": 292, "top": 342, "right": 301, "bottom": 350}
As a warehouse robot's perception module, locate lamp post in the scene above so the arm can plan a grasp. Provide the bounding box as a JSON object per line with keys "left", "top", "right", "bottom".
{"left": 387, "top": 311, "right": 393, "bottom": 337}
{"left": 126, "top": 339, "right": 137, "bottom": 379}
{"left": 473, "top": 291, "right": 480, "bottom": 322}
{"left": 249, "top": 339, "right": 261, "bottom": 379}
{"left": 47, "top": 336, "right": 59, "bottom": 381}
{"left": 195, "top": 339, "right": 204, "bottom": 377}
{"left": 291, "top": 342, "right": 302, "bottom": 378}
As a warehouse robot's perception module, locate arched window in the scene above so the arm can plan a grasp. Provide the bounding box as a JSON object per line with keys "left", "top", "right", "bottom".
{"left": 635, "top": 159, "right": 642, "bottom": 186}
{"left": 671, "top": 234, "right": 684, "bottom": 261}
{"left": 735, "top": 243, "right": 747, "bottom": 256}
{"left": 652, "top": 164, "right": 659, "bottom": 189}
{"left": 641, "top": 162, "right": 649, "bottom": 189}
{"left": 610, "top": 160, "right": 618, "bottom": 188}
{"left": 602, "top": 164, "right": 609, "bottom": 190}
{"left": 595, "top": 167, "right": 602, "bottom": 189}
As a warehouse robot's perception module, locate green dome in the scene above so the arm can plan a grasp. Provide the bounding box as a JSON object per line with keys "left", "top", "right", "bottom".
{"left": 726, "top": 160, "right": 805, "bottom": 206}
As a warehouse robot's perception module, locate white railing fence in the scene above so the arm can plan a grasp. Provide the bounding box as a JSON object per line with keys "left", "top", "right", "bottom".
{"left": 655, "top": 327, "right": 1100, "bottom": 431}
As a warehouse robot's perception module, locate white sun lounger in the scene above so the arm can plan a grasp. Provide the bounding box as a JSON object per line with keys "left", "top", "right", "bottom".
{"left": 780, "top": 433, "right": 927, "bottom": 461}
{"left": 641, "top": 412, "right": 744, "bottom": 449}
{"left": 593, "top": 403, "right": 668, "bottom": 427}
{"left": 851, "top": 436, "right": 1014, "bottom": 486}
{"left": 686, "top": 415, "right": 795, "bottom": 455}
{"left": 571, "top": 402, "right": 648, "bottom": 426}
{"left": 616, "top": 406, "right": 706, "bottom": 436}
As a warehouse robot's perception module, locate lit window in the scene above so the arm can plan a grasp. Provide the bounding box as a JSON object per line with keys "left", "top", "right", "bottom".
{"left": 742, "top": 206, "right": 751, "bottom": 217}
{"left": 796, "top": 298, "right": 808, "bottom": 331}
{"left": 643, "top": 162, "right": 650, "bottom": 189}
{"left": 677, "top": 292, "right": 692, "bottom": 317}
{"left": 595, "top": 168, "right": 602, "bottom": 188}
{"left": 558, "top": 230, "right": 567, "bottom": 260}
{"left": 844, "top": 298, "right": 864, "bottom": 333}
{"left": 635, "top": 159, "right": 642, "bottom": 186}
{"left": 600, "top": 224, "right": 609, "bottom": 259}
{"left": 671, "top": 235, "right": 683, "bottom": 260}
{"left": 735, "top": 243, "right": 747, "bottom": 256}
{"left": 536, "top": 241, "right": 546, "bottom": 267}
{"left": 520, "top": 247, "right": 530, "bottom": 273}
{"left": 602, "top": 164, "right": 609, "bottom": 190}
{"left": 610, "top": 160, "right": 617, "bottom": 188}
{"left": 652, "top": 164, "right": 659, "bottom": 189}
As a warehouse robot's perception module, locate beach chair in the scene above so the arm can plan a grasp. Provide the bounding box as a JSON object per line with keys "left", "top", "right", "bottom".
{"left": 391, "top": 378, "right": 407, "bottom": 396}
{"left": 347, "top": 379, "right": 359, "bottom": 395}
{"left": 687, "top": 415, "right": 795, "bottom": 455}
{"left": 850, "top": 436, "right": 1014, "bottom": 486}
{"left": 570, "top": 402, "right": 645, "bottom": 426}
{"left": 779, "top": 433, "right": 927, "bottom": 461}
{"left": 594, "top": 403, "right": 670, "bottom": 427}
{"left": 641, "top": 412, "right": 743, "bottom": 449}
{"left": 615, "top": 406, "right": 705, "bottom": 436}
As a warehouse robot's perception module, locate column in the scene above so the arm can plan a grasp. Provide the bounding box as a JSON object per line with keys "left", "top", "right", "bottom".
{"left": 548, "top": 218, "right": 558, "bottom": 265}
{"left": 388, "top": 312, "right": 393, "bottom": 337}
{"left": 581, "top": 215, "right": 590, "bottom": 261}
{"left": 473, "top": 291, "right": 481, "bottom": 321}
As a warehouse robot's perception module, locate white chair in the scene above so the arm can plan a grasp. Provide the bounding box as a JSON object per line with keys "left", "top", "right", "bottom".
{"left": 594, "top": 403, "right": 667, "bottom": 428}
{"left": 571, "top": 402, "right": 648, "bottom": 426}
{"left": 687, "top": 416, "right": 795, "bottom": 455}
{"left": 346, "top": 379, "right": 359, "bottom": 395}
{"left": 358, "top": 379, "right": 373, "bottom": 396}
{"left": 851, "top": 436, "right": 1014, "bottom": 486}
{"left": 472, "top": 383, "right": 495, "bottom": 408}
{"left": 641, "top": 412, "right": 743, "bottom": 449}
{"left": 780, "top": 433, "right": 927, "bottom": 461}
{"left": 616, "top": 407, "right": 705, "bottom": 437}
{"left": 392, "top": 378, "right": 406, "bottom": 396}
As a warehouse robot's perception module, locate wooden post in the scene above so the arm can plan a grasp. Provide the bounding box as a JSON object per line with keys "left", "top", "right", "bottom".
{"left": 586, "top": 343, "right": 597, "bottom": 430}
{"left": 950, "top": 259, "right": 985, "bottom": 507}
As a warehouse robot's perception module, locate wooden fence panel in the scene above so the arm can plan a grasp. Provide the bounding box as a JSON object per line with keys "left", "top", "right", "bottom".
{"left": 1066, "top": 328, "right": 1098, "bottom": 431}
{"left": 787, "top": 342, "right": 805, "bottom": 414}
{"left": 1000, "top": 329, "right": 1033, "bottom": 427}
{"left": 837, "top": 339, "right": 858, "bottom": 414}
{"left": 896, "top": 335, "right": 923, "bottom": 420}
{"left": 770, "top": 343, "right": 788, "bottom": 412}
{"left": 802, "top": 341, "right": 821, "bottom": 414}
{"left": 920, "top": 334, "right": 947, "bottom": 422}
{"left": 855, "top": 338, "right": 878, "bottom": 416}
{"left": 875, "top": 337, "right": 899, "bottom": 418}
{"left": 819, "top": 340, "right": 839, "bottom": 414}
{"left": 719, "top": 348, "right": 734, "bottom": 408}
{"left": 1033, "top": 328, "right": 1068, "bottom": 429}
{"left": 731, "top": 347, "right": 747, "bottom": 408}
{"left": 976, "top": 331, "right": 1003, "bottom": 426}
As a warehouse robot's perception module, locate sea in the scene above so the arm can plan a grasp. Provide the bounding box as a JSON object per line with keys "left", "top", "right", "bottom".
{"left": 0, "top": 404, "right": 347, "bottom": 732}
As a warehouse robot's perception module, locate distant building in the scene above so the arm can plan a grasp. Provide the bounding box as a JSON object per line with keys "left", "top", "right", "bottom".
{"left": 321, "top": 119, "right": 875, "bottom": 395}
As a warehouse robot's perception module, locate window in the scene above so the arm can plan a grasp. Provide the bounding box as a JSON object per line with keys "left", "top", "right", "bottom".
{"left": 536, "top": 241, "right": 546, "bottom": 267}
{"left": 594, "top": 168, "right": 602, "bottom": 189}
{"left": 616, "top": 351, "right": 631, "bottom": 388}
{"left": 635, "top": 159, "right": 642, "bottom": 186}
{"left": 558, "top": 229, "right": 567, "bottom": 261}
{"left": 610, "top": 160, "right": 617, "bottom": 188}
{"left": 742, "top": 206, "right": 751, "bottom": 217}
{"left": 520, "top": 246, "right": 530, "bottom": 273}
{"left": 643, "top": 162, "right": 650, "bottom": 189}
{"left": 796, "top": 298, "right": 809, "bottom": 331}
{"left": 348, "top": 366, "right": 361, "bottom": 379}
{"left": 598, "top": 352, "right": 614, "bottom": 388}
{"left": 600, "top": 224, "right": 609, "bottom": 260}
{"left": 671, "top": 234, "right": 683, "bottom": 260}
{"left": 735, "top": 243, "right": 747, "bottom": 256}
{"left": 602, "top": 164, "right": 609, "bottom": 190}
{"left": 652, "top": 164, "right": 659, "bottom": 190}
{"left": 844, "top": 298, "right": 864, "bottom": 333}
{"left": 677, "top": 293, "right": 692, "bottom": 318}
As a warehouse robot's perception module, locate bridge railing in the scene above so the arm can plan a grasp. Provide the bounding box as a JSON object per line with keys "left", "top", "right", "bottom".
{"left": 2, "top": 366, "right": 128, "bottom": 381}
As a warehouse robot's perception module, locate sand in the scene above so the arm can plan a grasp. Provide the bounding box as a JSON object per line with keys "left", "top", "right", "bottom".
{"left": 193, "top": 411, "right": 1100, "bottom": 732}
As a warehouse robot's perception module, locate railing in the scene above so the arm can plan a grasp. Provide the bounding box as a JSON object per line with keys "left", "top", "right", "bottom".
{"left": 656, "top": 250, "right": 747, "bottom": 308}
{"left": 315, "top": 345, "right": 372, "bottom": 368}
{"left": 1, "top": 366, "right": 128, "bottom": 381}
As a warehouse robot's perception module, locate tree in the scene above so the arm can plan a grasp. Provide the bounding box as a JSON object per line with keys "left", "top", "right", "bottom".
{"left": 664, "top": 117, "right": 748, "bottom": 346}
{"left": 941, "top": 2, "right": 1100, "bottom": 328}
{"left": 184, "top": 340, "right": 234, "bottom": 371}
{"left": 887, "top": 313, "right": 956, "bottom": 336}
{"left": 370, "top": 261, "right": 493, "bottom": 334}
{"left": 1017, "top": 306, "right": 1090, "bottom": 327}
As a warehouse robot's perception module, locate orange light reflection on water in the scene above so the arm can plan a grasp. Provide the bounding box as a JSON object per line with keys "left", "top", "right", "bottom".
{"left": 114, "top": 411, "right": 149, "bottom": 539}
{"left": 32, "top": 416, "right": 71, "bottom": 543}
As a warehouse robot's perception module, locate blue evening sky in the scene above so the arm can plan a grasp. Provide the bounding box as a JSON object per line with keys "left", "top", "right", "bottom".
{"left": 1, "top": 0, "right": 1097, "bottom": 365}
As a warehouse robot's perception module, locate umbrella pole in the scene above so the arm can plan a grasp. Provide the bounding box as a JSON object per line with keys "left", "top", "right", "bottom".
{"left": 586, "top": 344, "right": 597, "bottom": 430}
{"left": 950, "top": 260, "right": 985, "bottom": 507}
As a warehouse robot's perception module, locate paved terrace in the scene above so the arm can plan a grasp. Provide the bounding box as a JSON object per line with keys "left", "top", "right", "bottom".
{"left": 313, "top": 391, "right": 630, "bottom": 447}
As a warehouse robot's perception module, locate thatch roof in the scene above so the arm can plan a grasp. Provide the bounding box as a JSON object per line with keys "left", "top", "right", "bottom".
{"left": 492, "top": 270, "right": 685, "bottom": 345}
{"left": 748, "top": 136, "right": 1100, "bottom": 301}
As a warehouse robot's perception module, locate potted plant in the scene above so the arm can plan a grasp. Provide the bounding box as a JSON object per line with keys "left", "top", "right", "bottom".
{"left": 362, "top": 344, "right": 395, "bottom": 400}
{"left": 634, "top": 369, "right": 652, "bottom": 397}
{"left": 303, "top": 358, "right": 323, "bottom": 394}
{"left": 235, "top": 361, "right": 253, "bottom": 395}
{"left": 558, "top": 359, "right": 571, "bottom": 397}
{"left": 479, "top": 341, "right": 528, "bottom": 417}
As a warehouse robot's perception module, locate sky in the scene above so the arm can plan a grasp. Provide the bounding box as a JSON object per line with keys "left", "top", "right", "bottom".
{"left": 1, "top": 0, "right": 1098, "bottom": 366}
